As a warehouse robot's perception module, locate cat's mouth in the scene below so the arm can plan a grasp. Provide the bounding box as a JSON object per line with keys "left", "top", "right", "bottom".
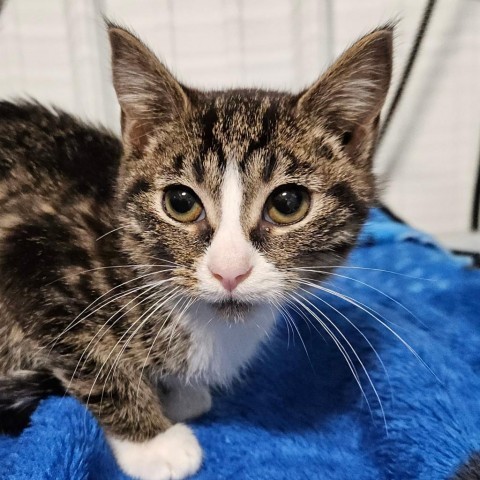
{"left": 209, "top": 299, "right": 254, "bottom": 317}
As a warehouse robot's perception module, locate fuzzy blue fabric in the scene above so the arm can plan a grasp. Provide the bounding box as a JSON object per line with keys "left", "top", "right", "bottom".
{"left": 1, "top": 208, "right": 479, "bottom": 480}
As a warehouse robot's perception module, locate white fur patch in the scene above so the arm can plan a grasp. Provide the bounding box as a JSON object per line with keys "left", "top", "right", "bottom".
{"left": 196, "top": 164, "right": 284, "bottom": 304}
{"left": 182, "top": 303, "right": 277, "bottom": 386}
{"left": 187, "top": 163, "right": 282, "bottom": 386}
{"left": 204, "top": 165, "right": 253, "bottom": 289}
{"left": 108, "top": 424, "right": 202, "bottom": 480}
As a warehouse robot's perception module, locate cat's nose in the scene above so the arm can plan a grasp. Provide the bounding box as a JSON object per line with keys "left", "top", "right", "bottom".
{"left": 209, "top": 265, "right": 252, "bottom": 292}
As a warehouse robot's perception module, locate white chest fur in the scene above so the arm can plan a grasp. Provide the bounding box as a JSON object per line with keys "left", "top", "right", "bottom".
{"left": 181, "top": 303, "right": 277, "bottom": 386}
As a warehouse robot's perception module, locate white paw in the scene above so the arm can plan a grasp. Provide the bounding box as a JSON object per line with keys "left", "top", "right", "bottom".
{"left": 108, "top": 424, "right": 202, "bottom": 480}
{"left": 163, "top": 384, "right": 212, "bottom": 423}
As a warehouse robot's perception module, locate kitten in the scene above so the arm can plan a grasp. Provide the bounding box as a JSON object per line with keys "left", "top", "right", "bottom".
{"left": 0, "top": 22, "right": 392, "bottom": 480}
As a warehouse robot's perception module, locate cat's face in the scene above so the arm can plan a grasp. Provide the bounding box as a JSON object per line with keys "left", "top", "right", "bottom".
{"left": 109, "top": 25, "right": 392, "bottom": 321}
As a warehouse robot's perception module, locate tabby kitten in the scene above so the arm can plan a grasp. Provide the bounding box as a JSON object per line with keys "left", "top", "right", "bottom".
{"left": 0, "top": 23, "right": 392, "bottom": 480}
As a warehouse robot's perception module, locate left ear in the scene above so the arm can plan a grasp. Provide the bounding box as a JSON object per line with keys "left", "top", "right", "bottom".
{"left": 107, "top": 22, "right": 191, "bottom": 154}
{"left": 297, "top": 26, "right": 393, "bottom": 164}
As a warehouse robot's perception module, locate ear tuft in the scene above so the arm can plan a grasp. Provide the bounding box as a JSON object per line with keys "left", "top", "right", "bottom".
{"left": 107, "top": 23, "right": 190, "bottom": 152}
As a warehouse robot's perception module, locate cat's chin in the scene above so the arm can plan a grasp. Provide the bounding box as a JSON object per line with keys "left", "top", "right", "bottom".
{"left": 209, "top": 299, "right": 254, "bottom": 321}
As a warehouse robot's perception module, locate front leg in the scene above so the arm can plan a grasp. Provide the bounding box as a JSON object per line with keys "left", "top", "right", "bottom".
{"left": 63, "top": 362, "right": 202, "bottom": 480}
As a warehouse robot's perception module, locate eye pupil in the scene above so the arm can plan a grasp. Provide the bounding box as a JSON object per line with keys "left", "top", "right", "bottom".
{"left": 164, "top": 186, "right": 204, "bottom": 223}
{"left": 264, "top": 185, "right": 309, "bottom": 225}
{"left": 272, "top": 190, "right": 302, "bottom": 215}
{"left": 169, "top": 190, "right": 195, "bottom": 214}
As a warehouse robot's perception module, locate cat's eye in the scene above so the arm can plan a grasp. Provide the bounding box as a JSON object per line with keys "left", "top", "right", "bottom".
{"left": 264, "top": 185, "right": 310, "bottom": 225}
{"left": 163, "top": 186, "right": 205, "bottom": 223}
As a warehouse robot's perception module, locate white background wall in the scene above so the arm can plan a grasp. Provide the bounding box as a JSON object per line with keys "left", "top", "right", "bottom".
{"left": 0, "top": 0, "right": 478, "bottom": 237}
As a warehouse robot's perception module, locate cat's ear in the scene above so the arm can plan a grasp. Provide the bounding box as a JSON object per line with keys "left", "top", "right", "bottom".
{"left": 297, "top": 26, "right": 393, "bottom": 164}
{"left": 108, "top": 24, "right": 190, "bottom": 152}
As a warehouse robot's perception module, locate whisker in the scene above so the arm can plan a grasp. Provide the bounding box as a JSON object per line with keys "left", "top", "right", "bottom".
{"left": 254, "top": 320, "right": 272, "bottom": 341}
{"left": 286, "top": 296, "right": 361, "bottom": 384}
{"left": 297, "top": 286, "right": 392, "bottom": 396}
{"left": 270, "top": 300, "right": 293, "bottom": 348}
{"left": 106, "top": 287, "right": 182, "bottom": 383}
{"left": 47, "top": 269, "right": 175, "bottom": 350}
{"left": 324, "top": 284, "right": 410, "bottom": 332}
{"left": 85, "top": 279, "right": 177, "bottom": 356}
{"left": 141, "top": 255, "right": 182, "bottom": 268}
{"left": 278, "top": 302, "right": 297, "bottom": 348}
{"left": 47, "top": 282, "right": 157, "bottom": 354}
{"left": 291, "top": 291, "right": 387, "bottom": 430}
{"left": 46, "top": 264, "right": 176, "bottom": 287}
{"left": 46, "top": 282, "right": 157, "bottom": 354}
{"left": 298, "top": 279, "right": 437, "bottom": 380}
{"left": 76, "top": 280, "right": 175, "bottom": 362}
{"left": 297, "top": 268, "right": 426, "bottom": 327}
{"left": 136, "top": 295, "right": 194, "bottom": 398}
{"left": 86, "top": 287, "right": 181, "bottom": 411}
{"left": 286, "top": 293, "right": 377, "bottom": 423}
{"left": 95, "top": 225, "right": 128, "bottom": 241}
{"left": 66, "top": 282, "right": 164, "bottom": 391}
{"left": 298, "top": 277, "right": 406, "bottom": 333}
{"left": 133, "top": 295, "right": 195, "bottom": 405}
{"left": 279, "top": 298, "right": 315, "bottom": 372}
{"left": 288, "top": 265, "right": 434, "bottom": 282}
{"left": 165, "top": 296, "right": 196, "bottom": 355}
{"left": 276, "top": 298, "right": 326, "bottom": 346}
{"left": 284, "top": 296, "right": 368, "bottom": 419}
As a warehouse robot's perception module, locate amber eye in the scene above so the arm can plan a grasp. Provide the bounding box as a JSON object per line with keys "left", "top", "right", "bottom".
{"left": 264, "top": 185, "right": 310, "bottom": 225}
{"left": 163, "top": 186, "right": 204, "bottom": 223}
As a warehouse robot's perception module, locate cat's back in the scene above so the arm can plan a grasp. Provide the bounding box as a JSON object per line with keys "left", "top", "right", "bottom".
{"left": 0, "top": 102, "right": 127, "bottom": 372}
{"left": 0, "top": 102, "right": 125, "bottom": 335}
{"left": 0, "top": 101, "right": 122, "bottom": 202}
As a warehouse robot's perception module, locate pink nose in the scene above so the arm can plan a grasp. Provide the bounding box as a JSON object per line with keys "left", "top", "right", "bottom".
{"left": 209, "top": 266, "right": 252, "bottom": 292}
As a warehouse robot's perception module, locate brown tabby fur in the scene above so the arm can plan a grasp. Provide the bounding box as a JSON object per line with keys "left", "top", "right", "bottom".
{"left": 0, "top": 23, "right": 392, "bottom": 442}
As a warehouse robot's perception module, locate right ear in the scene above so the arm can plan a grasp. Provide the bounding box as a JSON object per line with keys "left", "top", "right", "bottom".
{"left": 296, "top": 26, "right": 393, "bottom": 166}
{"left": 107, "top": 23, "right": 190, "bottom": 153}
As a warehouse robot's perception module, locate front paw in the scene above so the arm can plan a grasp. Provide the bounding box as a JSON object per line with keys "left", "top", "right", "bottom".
{"left": 108, "top": 424, "right": 202, "bottom": 480}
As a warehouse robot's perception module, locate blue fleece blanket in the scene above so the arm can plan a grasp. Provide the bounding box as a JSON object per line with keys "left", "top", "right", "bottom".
{"left": 1, "top": 209, "right": 479, "bottom": 479}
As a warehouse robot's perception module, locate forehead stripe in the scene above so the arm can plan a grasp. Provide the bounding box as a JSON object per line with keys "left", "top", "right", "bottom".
{"left": 198, "top": 104, "right": 226, "bottom": 177}
{"left": 240, "top": 101, "right": 277, "bottom": 172}
{"left": 262, "top": 153, "right": 277, "bottom": 182}
{"left": 200, "top": 104, "right": 218, "bottom": 156}
{"left": 173, "top": 154, "right": 184, "bottom": 170}
{"left": 192, "top": 157, "right": 205, "bottom": 183}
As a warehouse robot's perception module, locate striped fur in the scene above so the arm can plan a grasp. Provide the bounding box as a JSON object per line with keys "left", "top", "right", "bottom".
{"left": 0, "top": 23, "right": 393, "bottom": 480}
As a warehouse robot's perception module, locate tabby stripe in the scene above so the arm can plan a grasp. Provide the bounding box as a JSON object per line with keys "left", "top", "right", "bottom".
{"left": 262, "top": 154, "right": 277, "bottom": 182}
{"left": 327, "top": 182, "right": 367, "bottom": 216}
{"left": 241, "top": 101, "right": 277, "bottom": 172}
{"left": 198, "top": 104, "right": 226, "bottom": 179}
{"left": 284, "top": 151, "right": 301, "bottom": 176}
{"left": 127, "top": 178, "right": 151, "bottom": 199}
{"left": 192, "top": 157, "right": 205, "bottom": 183}
{"left": 317, "top": 143, "right": 334, "bottom": 161}
{"left": 173, "top": 154, "right": 184, "bottom": 171}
